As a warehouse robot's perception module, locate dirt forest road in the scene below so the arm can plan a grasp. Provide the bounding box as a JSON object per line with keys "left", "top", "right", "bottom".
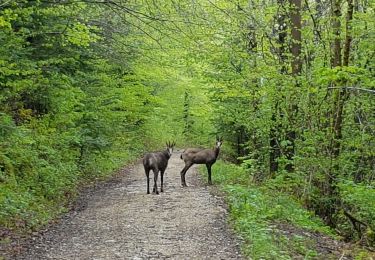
{"left": 13, "top": 151, "right": 242, "bottom": 260}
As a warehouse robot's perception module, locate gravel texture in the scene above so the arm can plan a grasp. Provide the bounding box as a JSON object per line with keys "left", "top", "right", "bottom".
{"left": 12, "top": 151, "right": 243, "bottom": 260}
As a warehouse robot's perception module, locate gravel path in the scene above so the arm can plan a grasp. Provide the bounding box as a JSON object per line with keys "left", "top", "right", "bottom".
{"left": 14, "top": 151, "right": 242, "bottom": 260}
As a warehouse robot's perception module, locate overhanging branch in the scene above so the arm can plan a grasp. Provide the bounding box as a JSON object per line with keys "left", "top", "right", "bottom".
{"left": 328, "top": 86, "right": 375, "bottom": 94}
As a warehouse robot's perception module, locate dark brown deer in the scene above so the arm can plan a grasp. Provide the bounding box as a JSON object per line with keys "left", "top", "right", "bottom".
{"left": 180, "top": 137, "right": 223, "bottom": 186}
{"left": 179, "top": 148, "right": 203, "bottom": 157}
{"left": 143, "top": 141, "right": 175, "bottom": 194}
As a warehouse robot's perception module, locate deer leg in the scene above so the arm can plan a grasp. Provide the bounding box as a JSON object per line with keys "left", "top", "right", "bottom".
{"left": 180, "top": 163, "right": 193, "bottom": 187}
{"left": 160, "top": 170, "right": 165, "bottom": 192}
{"left": 206, "top": 164, "right": 212, "bottom": 185}
{"left": 153, "top": 170, "right": 159, "bottom": 195}
{"left": 180, "top": 170, "right": 185, "bottom": 187}
{"left": 152, "top": 169, "right": 156, "bottom": 193}
{"left": 180, "top": 166, "right": 188, "bottom": 187}
{"left": 145, "top": 169, "right": 150, "bottom": 194}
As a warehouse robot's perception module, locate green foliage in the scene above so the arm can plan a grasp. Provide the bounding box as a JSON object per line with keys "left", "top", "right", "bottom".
{"left": 205, "top": 161, "right": 334, "bottom": 258}
{"left": 0, "top": 1, "right": 152, "bottom": 234}
{"left": 338, "top": 181, "right": 375, "bottom": 243}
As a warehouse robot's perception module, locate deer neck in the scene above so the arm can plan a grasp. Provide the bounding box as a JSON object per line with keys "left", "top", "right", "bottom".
{"left": 163, "top": 149, "right": 171, "bottom": 159}
{"left": 214, "top": 146, "right": 220, "bottom": 158}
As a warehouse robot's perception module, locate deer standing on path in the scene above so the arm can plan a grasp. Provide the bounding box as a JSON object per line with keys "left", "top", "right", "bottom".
{"left": 143, "top": 141, "right": 175, "bottom": 194}
{"left": 180, "top": 137, "right": 223, "bottom": 186}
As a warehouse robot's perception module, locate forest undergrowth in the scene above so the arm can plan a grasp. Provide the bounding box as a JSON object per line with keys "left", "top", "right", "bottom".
{"left": 201, "top": 161, "right": 374, "bottom": 259}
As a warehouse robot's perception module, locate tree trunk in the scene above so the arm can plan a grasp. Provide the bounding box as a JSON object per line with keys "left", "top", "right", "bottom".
{"left": 289, "top": 0, "right": 302, "bottom": 75}
{"left": 331, "top": 0, "right": 342, "bottom": 67}
{"left": 270, "top": 121, "right": 280, "bottom": 174}
{"left": 270, "top": 0, "right": 287, "bottom": 175}
{"left": 183, "top": 90, "right": 192, "bottom": 137}
{"left": 325, "top": 0, "right": 354, "bottom": 227}
{"left": 343, "top": 0, "right": 354, "bottom": 67}
{"left": 285, "top": 0, "right": 302, "bottom": 172}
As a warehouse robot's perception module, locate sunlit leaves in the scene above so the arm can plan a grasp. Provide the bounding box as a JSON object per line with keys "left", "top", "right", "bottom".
{"left": 65, "top": 22, "right": 101, "bottom": 47}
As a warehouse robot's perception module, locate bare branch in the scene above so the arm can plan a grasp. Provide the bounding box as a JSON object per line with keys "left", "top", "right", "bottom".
{"left": 328, "top": 86, "right": 375, "bottom": 94}
{"left": 0, "top": 0, "right": 12, "bottom": 8}
{"left": 103, "top": 3, "right": 164, "bottom": 49}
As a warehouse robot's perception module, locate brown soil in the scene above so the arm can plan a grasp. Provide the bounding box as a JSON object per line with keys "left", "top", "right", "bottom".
{"left": 5, "top": 151, "right": 242, "bottom": 260}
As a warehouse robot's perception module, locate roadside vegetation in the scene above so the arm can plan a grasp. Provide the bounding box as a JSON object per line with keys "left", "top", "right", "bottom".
{"left": 203, "top": 162, "right": 373, "bottom": 259}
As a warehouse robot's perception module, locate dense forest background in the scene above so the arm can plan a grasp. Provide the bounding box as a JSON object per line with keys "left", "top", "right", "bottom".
{"left": 0, "top": 0, "right": 374, "bottom": 256}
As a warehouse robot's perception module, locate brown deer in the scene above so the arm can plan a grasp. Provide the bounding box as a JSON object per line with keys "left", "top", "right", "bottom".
{"left": 143, "top": 141, "right": 175, "bottom": 194}
{"left": 180, "top": 147, "right": 204, "bottom": 156}
{"left": 180, "top": 136, "right": 223, "bottom": 186}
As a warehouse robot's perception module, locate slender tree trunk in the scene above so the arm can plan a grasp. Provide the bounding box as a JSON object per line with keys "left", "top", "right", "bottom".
{"left": 183, "top": 90, "right": 192, "bottom": 137}
{"left": 325, "top": 0, "right": 354, "bottom": 227}
{"left": 285, "top": 0, "right": 302, "bottom": 172}
{"left": 270, "top": 0, "right": 287, "bottom": 175}
{"left": 331, "top": 0, "right": 342, "bottom": 67}
{"left": 290, "top": 0, "right": 302, "bottom": 75}
{"left": 343, "top": 0, "right": 354, "bottom": 67}
{"left": 324, "top": 0, "right": 343, "bottom": 227}
{"left": 270, "top": 115, "right": 281, "bottom": 174}
{"left": 331, "top": 0, "right": 354, "bottom": 179}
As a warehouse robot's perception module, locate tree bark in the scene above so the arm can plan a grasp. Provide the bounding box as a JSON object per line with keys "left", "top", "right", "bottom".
{"left": 343, "top": 0, "right": 354, "bottom": 67}
{"left": 284, "top": 0, "right": 302, "bottom": 172}
{"left": 331, "top": 0, "right": 342, "bottom": 67}
{"left": 269, "top": 0, "right": 287, "bottom": 174}
{"left": 183, "top": 90, "right": 192, "bottom": 137}
{"left": 289, "top": 0, "right": 302, "bottom": 75}
{"left": 325, "top": 0, "right": 354, "bottom": 227}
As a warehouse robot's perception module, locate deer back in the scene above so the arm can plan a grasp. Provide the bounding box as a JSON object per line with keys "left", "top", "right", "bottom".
{"left": 190, "top": 148, "right": 218, "bottom": 164}
{"left": 143, "top": 150, "right": 170, "bottom": 171}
